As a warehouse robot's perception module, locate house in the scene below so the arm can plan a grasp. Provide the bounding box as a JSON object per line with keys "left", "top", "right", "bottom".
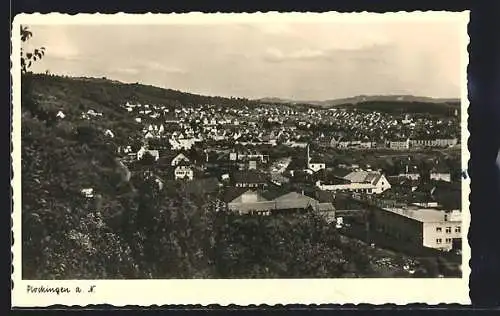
{"left": 137, "top": 146, "right": 160, "bottom": 161}
{"left": 435, "top": 138, "right": 458, "bottom": 148}
{"left": 87, "top": 109, "right": 103, "bottom": 117}
{"left": 56, "top": 111, "right": 65, "bottom": 119}
{"left": 104, "top": 129, "right": 115, "bottom": 138}
{"left": 371, "top": 207, "right": 462, "bottom": 251}
{"left": 308, "top": 159, "right": 326, "bottom": 173}
{"left": 430, "top": 172, "right": 452, "bottom": 182}
{"left": 154, "top": 178, "right": 164, "bottom": 191}
{"left": 398, "top": 173, "right": 421, "bottom": 181}
{"left": 344, "top": 170, "right": 391, "bottom": 194}
{"left": 232, "top": 171, "right": 269, "bottom": 189}
{"left": 398, "top": 164, "right": 421, "bottom": 180}
{"left": 171, "top": 153, "right": 190, "bottom": 167}
{"left": 329, "top": 135, "right": 353, "bottom": 149}
{"left": 80, "top": 188, "right": 94, "bottom": 198}
{"left": 169, "top": 137, "right": 196, "bottom": 151}
{"left": 248, "top": 160, "right": 258, "bottom": 170}
{"left": 174, "top": 165, "right": 194, "bottom": 181}
{"left": 316, "top": 170, "right": 391, "bottom": 194}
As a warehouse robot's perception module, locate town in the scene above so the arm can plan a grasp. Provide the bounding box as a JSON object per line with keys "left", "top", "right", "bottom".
{"left": 68, "top": 95, "right": 463, "bottom": 269}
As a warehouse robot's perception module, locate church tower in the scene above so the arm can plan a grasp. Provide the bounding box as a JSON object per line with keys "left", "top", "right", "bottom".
{"left": 307, "top": 144, "right": 311, "bottom": 163}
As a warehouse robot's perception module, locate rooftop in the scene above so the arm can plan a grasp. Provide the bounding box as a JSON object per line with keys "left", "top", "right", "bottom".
{"left": 344, "top": 170, "right": 382, "bottom": 184}
{"left": 227, "top": 189, "right": 334, "bottom": 213}
{"left": 384, "top": 208, "right": 461, "bottom": 223}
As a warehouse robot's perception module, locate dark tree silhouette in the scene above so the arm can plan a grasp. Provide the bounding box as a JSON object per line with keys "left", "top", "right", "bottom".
{"left": 21, "top": 26, "right": 45, "bottom": 74}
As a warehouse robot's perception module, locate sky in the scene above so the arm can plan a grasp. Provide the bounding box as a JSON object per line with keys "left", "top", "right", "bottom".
{"left": 23, "top": 18, "right": 465, "bottom": 100}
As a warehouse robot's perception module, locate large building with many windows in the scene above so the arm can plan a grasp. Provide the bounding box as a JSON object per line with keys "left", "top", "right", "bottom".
{"left": 371, "top": 207, "right": 461, "bottom": 251}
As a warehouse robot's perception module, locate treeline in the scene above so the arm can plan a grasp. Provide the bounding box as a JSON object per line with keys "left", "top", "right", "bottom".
{"left": 28, "top": 73, "right": 257, "bottom": 114}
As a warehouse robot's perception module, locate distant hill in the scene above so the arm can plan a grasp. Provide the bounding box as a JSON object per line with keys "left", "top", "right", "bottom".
{"left": 258, "top": 95, "right": 460, "bottom": 115}
{"left": 28, "top": 74, "right": 459, "bottom": 117}
{"left": 258, "top": 95, "right": 460, "bottom": 107}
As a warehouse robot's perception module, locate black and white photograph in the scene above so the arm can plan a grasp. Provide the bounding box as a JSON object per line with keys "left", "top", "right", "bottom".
{"left": 12, "top": 12, "right": 470, "bottom": 306}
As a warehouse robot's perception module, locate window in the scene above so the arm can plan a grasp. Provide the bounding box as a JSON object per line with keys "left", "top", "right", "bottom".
{"left": 436, "top": 238, "right": 442, "bottom": 244}
{"left": 445, "top": 238, "right": 452, "bottom": 243}
{"left": 455, "top": 226, "right": 461, "bottom": 233}
{"left": 436, "top": 227, "right": 442, "bottom": 232}
{"left": 445, "top": 227, "right": 452, "bottom": 233}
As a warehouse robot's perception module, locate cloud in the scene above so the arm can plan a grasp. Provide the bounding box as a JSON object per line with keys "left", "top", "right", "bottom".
{"left": 262, "top": 44, "right": 392, "bottom": 64}
{"left": 25, "top": 20, "right": 463, "bottom": 100}
{"left": 251, "top": 23, "right": 293, "bottom": 35}
{"left": 113, "top": 68, "right": 140, "bottom": 75}
{"left": 128, "top": 60, "right": 188, "bottom": 75}
{"left": 263, "top": 47, "right": 330, "bottom": 62}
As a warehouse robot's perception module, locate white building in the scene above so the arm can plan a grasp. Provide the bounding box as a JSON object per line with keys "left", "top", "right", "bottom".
{"left": 306, "top": 145, "right": 326, "bottom": 173}
{"left": 104, "top": 129, "right": 115, "bottom": 138}
{"left": 316, "top": 170, "right": 391, "bottom": 194}
{"left": 343, "top": 170, "right": 391, "bottom": 194}
{"left": 174, "top": 165, "right": 194, "bottom": 181}
{"left": 398, "top": 173, "right": 421, "bottom": 181}
{"left": 389, "top": 139, "right": 410, "bottom": 150}
{"left": 56, "top": 111, "right": 66, "bottom": 119}
{"left": 137, "top": 146, "right": 159, "bottom": 161}
{"left": 80, "top": 188, "right": 94, "bottom": 198}
{"left": 430, "top": 172, "right": 452, "bottom": 182}
{"left": 169, "top": 137, "right": 196, "bottom": 151}
{"left": 373, "top": 208, "right": 462, "bottom": 251}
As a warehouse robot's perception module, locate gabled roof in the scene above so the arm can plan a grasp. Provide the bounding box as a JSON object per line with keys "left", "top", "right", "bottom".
{"left": 230, "top": 190, "right": 269, "bottom": 203}
{"left": 344, "top": 170, "right": 383, "bottom": 185}
{"left": 223, "top": 187, "right": 248, "bottom": 203}
{"left": 273, "top": 191, "right": 320, "bottom": 210}
{"left": 365, "top": 172, "right": 383, "bottom": 185}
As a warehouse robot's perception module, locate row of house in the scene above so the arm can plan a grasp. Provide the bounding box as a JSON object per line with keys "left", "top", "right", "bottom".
{"left": 318, "top": 136, "right": 458, "bottom": 150}
{"left": 123, "top": 100, "right": 459, "bottom": 155}
{"left": 388, "top": 138, "right": 459, "bottom": 150}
